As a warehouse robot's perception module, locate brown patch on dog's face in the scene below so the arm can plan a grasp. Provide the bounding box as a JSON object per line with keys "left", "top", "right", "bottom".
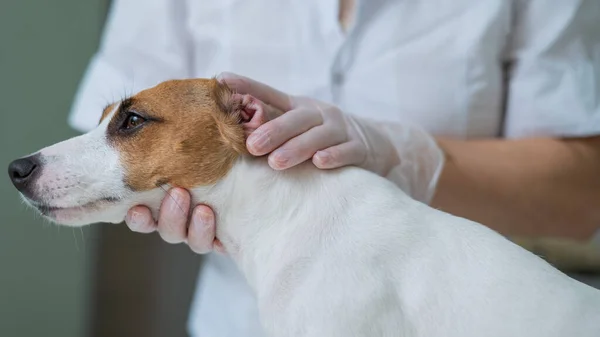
{"left": 105, "top": 78, "right": 249, "bottom": 191}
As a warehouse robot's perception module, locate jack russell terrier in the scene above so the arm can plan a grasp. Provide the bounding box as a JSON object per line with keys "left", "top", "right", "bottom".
{"left": 8, "top": 78, "right": 600, "bottom": 337}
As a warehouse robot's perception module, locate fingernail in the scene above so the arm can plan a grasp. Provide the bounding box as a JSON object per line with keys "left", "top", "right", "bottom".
{"left": 248, "top": 132, "right": 270, "bottom": 153}
{"left": 194, "top": 209, "right": 213, "bottom": 227}
{"left": 128, "top": 210, "right": 142, "bottom": 228}
{"left": 268, "top": 152, "right": 289, "bottom": 170}
{"left": 314, "top": 151, "right": 331, "bottom": 166}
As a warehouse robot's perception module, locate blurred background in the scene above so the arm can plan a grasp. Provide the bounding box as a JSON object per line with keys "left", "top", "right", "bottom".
{"left": 1, "top": 1, "right": 200, "bottom": 337}
{"left": 1, "top": 1, "right": 599, "bottom": 337}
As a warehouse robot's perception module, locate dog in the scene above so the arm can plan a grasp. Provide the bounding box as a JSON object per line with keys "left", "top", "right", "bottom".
{"left": 8, "top": 78, "right": 600, "bottom": 337}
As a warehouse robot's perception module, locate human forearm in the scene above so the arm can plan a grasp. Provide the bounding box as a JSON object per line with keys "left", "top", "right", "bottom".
{"left": 431, "top": 136, "right": 600, "bottom": 240}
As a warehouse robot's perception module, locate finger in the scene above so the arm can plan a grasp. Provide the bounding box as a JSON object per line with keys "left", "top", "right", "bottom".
{"left": 157, "top": 188, "right": 191, "bottom": 244}
{"left": 246, "top": 107, "right": 323, "bottom": 156}
{"left": 313, "top": 141, "right": 367, "bottom": 169}
{"left": 217, "top": 72, "right": 293, "bottom": 111}
{"left": 125, "top": 206, "right": 157, "bottom": 234}
{"left": 268, "top": 125, "right": 346, "bottom": 170}
{"left": 188, "top": 205, "right": 217, "bottom": 254}
{"left": 264, "top": 102, "right": 285, "bottom": 121}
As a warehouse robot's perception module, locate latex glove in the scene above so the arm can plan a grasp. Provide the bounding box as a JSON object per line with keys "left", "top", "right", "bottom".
{"left": 125, "top": 72, "right": 445, "bottom": 253}
{"left": 222, "top": 72, "right": 445, "bottom": 203}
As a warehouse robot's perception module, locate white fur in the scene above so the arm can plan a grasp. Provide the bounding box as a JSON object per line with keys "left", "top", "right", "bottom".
{"left": 23, "top": 107, "right": 166, "bottom": 225}
{"left": 192, "top": 157, "right": 600, "bottom": 337}
{"left": 20, "top": 125, "right": 600, "bottom": 336}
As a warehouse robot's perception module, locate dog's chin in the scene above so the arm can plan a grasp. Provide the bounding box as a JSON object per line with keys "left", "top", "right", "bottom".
{"left": 23, "top": 196, "right": 124, "bottom": 226}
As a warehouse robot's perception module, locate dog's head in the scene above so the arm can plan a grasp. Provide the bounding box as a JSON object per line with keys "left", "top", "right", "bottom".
{"left": 7, "top": 78, "right": 267, "bottom": 226}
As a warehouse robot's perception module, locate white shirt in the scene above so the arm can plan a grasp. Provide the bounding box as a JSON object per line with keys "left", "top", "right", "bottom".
{"left": 68, "top": 1, "right": 600, "bottom": 336}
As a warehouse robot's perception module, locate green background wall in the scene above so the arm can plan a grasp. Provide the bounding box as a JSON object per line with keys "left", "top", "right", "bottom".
{"left": 0, "top": 1, "right": 108, "bottom": 336}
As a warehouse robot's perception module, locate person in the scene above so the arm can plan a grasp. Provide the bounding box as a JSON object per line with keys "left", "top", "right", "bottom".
{"left": 69, "top": 0, "right": 600, "bottom": 336}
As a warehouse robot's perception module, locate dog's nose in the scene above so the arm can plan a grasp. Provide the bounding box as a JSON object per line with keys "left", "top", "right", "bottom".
{"left": 8, "top": 155, "right": 41, "bottom": 193}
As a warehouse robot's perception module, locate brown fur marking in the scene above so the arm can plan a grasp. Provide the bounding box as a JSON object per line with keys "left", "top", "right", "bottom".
{"left": 105, "top": 78, "right": 249, "bottom": 191}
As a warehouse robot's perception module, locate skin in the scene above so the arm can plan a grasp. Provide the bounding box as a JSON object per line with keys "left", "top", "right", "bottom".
{"left": 432, "top": 136, "right": 600, "bottom": 241}
{"left": 125, "top": 74, "right": 600, "bottom": 253}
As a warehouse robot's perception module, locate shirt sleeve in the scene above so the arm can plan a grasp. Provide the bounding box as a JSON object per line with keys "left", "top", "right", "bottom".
{"left": 503, "top": 0, "right": 600, "bottom": 139}
{"left": 68, "top": 0, "right": 191, "bottom": 133}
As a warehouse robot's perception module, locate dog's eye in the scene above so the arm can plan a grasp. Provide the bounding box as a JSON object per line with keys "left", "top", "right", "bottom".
{"left": 123, "top": 113, "right": 146, "bottom": 130}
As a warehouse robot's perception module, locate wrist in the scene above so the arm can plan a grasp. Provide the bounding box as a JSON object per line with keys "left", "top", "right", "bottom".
{"left": 345, "top": 115, "right": 401, "bottom": 177}
{"left": 371, "top": 119, "right": 445, "bottom": 204}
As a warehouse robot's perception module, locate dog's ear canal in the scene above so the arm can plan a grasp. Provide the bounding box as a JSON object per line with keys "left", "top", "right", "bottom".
{"left": 210, "top": 79, "right": 270, "bottom": 155}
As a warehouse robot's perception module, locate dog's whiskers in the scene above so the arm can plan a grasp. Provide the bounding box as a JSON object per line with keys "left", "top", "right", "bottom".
{"left": 159, "top": 185, "right": 187, "bottom": 215}
{"left": 79, "top": 227, "right": 86, "bottom": 250}
{"left": 72, "top": 228, "right": 80, "bottom": 252}
{"left": 158, "top": 185, "right": 188, "bottom": 231}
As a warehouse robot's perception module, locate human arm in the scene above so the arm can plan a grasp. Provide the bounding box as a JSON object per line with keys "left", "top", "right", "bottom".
{"left": 229, "top": 78, "right": 600, "bottom": 240}
{"left": 218, "top": 72, "right": 600, "bottom": 241}
{"left": 432, "top": 136, "right": 600, "bottom": 240}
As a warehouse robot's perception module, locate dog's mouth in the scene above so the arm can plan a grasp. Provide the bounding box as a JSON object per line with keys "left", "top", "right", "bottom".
{"left": 26, "top": 196, "right": 121, "bottom": 224}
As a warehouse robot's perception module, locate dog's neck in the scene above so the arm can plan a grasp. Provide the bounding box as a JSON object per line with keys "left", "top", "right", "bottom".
{"left": 190, "top": 155, "right": 349, "bottom": 290}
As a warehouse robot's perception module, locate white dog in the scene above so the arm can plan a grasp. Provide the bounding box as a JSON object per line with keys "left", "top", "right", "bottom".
{"left": 8, "top": 78, "right": 600, "bottom": 337}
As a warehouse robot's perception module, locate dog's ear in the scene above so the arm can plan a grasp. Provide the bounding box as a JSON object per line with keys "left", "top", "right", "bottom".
{"left": 210, "top": 79, "right": 271, "bottom": 155}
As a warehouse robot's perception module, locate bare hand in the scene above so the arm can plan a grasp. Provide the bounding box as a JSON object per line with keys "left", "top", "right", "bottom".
{"left": 125, "top": 188, "right": 225, "bottom": 254}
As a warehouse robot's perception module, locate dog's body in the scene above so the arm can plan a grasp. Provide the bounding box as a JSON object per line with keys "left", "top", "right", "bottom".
{"left": 8, "top": 79, "right": 600, "bottom": 336}
{"left": 199, "top": 157, "right": 600, "bottom": 337}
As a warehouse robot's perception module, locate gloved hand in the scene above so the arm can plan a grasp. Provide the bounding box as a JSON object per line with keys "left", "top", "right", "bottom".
{"left": 125, "top": 72, "right": 445, "bottom": 253}
{"left": 223, "top": 74, "right": 445, "bottom": 202}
